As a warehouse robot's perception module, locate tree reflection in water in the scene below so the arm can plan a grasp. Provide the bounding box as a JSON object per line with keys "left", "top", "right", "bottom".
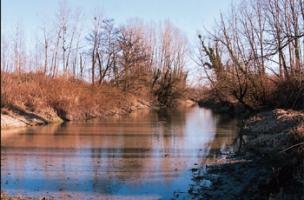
{"left": 1, "top": 107, "right": 239, "bottom": 199}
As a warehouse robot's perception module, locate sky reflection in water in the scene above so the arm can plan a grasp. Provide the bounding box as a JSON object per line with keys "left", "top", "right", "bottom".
{"left": 1, "top": 107, "right": 238, "bottom": 199}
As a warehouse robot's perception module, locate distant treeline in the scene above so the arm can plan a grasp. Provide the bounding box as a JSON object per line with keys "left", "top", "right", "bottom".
{"left": 1, "top": 2, "right": 188, "bottom": 107}
{"left": 1, "top": 0, "right": 303, "bottom": 110}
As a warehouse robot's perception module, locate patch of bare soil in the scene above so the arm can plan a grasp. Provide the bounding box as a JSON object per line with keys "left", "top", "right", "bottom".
{"left": 180, "top": 109, "right": 304, "bottom": 200}
{"left": 0, "top": 192, "right": 54, "bottom": 200}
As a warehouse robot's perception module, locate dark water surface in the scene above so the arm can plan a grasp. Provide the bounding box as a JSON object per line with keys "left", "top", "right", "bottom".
{"left": 1, "top": 107, "right": 238, "bottom": 199}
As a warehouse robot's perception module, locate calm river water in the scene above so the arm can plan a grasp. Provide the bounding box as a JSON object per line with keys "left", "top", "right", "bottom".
{"left": 1, "top": 107, "right": 238, "bottom": 200}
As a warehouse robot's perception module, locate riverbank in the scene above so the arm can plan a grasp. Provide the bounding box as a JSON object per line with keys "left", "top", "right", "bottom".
{"left": 197, "top": 97, "right": 252, "bottom": 119}
{"left": 185, "top": 108, "right": 304, "bottom": 200}
{"left": 1, "top": 72, "right": 197, "bottom": 130}
{"left": 1, "top": 97, "right": 151, "bottom": 130}
{"left": 1, "top": 72, "right": 152, "bottom": 129}
{"left": 1, "top": 98, "right": 197, "bottom": 130}
{"left": 1, "top": 192, "right": 54, "bottom": 200}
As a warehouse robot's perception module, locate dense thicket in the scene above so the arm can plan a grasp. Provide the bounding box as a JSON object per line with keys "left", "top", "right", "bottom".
{"left": 198, "top": 0, "right": 304, "bottom": 110}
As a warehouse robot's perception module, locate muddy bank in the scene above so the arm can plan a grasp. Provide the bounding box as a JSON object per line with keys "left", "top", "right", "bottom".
{"left": 1, "top": 99, "right": 196, "bottom": 130}
{"left": 184, "top": 109, "right": 304, "bottom": 200}
{"left": 1, "top": 98, "right": 151, "bottom": 130}
{"left": 1, "top": 106, "right": 63, "bottom": 129}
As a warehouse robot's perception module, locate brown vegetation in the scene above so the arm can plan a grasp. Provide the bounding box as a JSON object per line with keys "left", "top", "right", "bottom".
{"left": 1, "top": 3, "right": 189, "bottom": 113}
{"left": 1, "top": 72, "right": 148, "bottom": 121}
{"left": 193, "top": 2, "right": 304, "bottom": 198}
{"left": 1, "top": 192, "right": 54, "bottom": 200}
{"left": 197, "top": 0, "right": 304, "bottom": 111}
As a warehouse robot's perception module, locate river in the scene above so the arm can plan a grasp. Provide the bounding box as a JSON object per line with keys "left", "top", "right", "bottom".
{"left": 1, "top": 107, "right": 239, "bottom": 200}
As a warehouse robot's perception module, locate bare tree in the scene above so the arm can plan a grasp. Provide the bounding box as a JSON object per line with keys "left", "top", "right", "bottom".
{"left": 152, "top": 22, "right": 188, "bottom": 107}
{"left": 42, "top": 26, "right": 49, "bottom": 74}
{"left": 117, "top": 21, "right": 150, "bottom": 91}
{"left": 88, "top": 14, "right": 103, "bottom": 85}
{"left": 1, "top": 34, "right": 10, "bottom": 72}
{"left": 13, "top": 23, "right": 26, "bottom": 73}
{"left": 96, "top": 19, "right": 119, "bottom": 84}
{"left": 198, "top": 0, "right": 304, "bottom": 109}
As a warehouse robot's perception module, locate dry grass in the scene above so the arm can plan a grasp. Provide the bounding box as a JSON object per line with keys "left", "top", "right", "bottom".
{"left": 1, "top": 72, "right": 142, "bottom": 120}
{"left": 203, "top": 73, "right": 304, "bottom": 111}
{"left": 273, "top": 76, "right": 304, "bottom": 110}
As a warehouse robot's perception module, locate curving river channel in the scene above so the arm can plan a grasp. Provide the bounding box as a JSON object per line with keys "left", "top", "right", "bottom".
{"left": 1, "top": 106, "right": 239, "bottom": 200}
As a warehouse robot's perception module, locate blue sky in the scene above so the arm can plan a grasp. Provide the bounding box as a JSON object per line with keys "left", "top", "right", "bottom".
{"left": 2, "top": 0, "right": 238, "bottom": 43}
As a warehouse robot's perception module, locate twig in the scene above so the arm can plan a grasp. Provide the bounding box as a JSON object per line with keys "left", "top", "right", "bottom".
{"left": 279, "top": 142, "right": 304, "bottom": 153}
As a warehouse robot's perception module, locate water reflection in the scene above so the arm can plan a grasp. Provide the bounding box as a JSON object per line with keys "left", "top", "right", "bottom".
{"left": 1, "top": 107, "right": 238, "bottom": 199}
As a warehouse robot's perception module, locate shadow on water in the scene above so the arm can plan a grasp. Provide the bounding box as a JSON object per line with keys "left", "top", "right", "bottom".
{"left": 1, "top": 106, "right": 239, "bottom": 199}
